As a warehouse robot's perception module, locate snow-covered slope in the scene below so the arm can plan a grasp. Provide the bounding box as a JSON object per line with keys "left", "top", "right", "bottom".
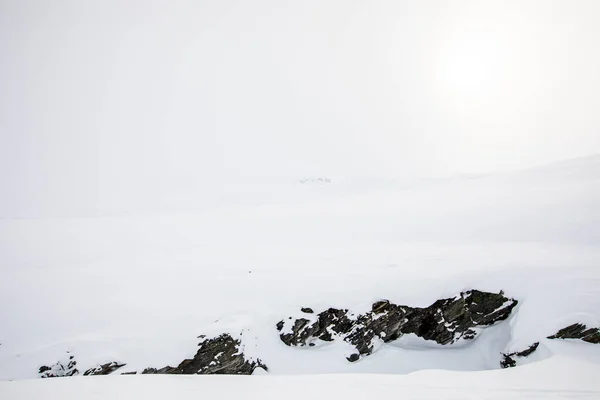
{"left": 1, "top": 356, "right": 599, "bottom": 399}
{"left": 0, "top": 155, "right": 599, "bottom": 381}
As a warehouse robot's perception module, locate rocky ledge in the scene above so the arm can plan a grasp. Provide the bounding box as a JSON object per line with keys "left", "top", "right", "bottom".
{"left": 142, "top": 333, "right": 267, "bottom": 375}
{"left": 277, "top": 289, "right": 518, "bottom": 361}
{"left": 548, "top": 323, "right": 600, "bottom": 344}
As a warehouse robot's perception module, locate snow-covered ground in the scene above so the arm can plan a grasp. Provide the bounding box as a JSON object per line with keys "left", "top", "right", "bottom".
{"left": 0, "top": 155, "right": 599, "bottom": 395}
{"left": 1, "top": 356, "right": 599, "bottom": 399}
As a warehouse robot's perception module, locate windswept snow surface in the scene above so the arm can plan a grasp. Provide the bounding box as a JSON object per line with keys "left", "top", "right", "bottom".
{"left": 1, "top": 357, "right": 599, "bottom": 399}
{"left": 0, "top": 156, "right": 599, "bottom": 381}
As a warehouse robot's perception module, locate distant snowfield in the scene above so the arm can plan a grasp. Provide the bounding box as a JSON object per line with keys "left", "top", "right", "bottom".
{"left": 0, "top": 156, "right": 599, "bottom": 383}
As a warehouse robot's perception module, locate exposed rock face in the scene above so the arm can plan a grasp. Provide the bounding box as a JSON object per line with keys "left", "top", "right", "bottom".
{"left": 142, "top": 334, "right": 267, "bottom": 375}
{"left": 277, "top": 290, "right": 517, "bottom": 360}
{"left": 547, "top": 323, "right": 600, "bottom": 344}
{"left": 500, "top": 342, "right": 539, "bottom": 368}
{"left": 279, "top": 307, "right": 353, "bottom": 348}
{"left": 83, "top": 362, "right": 126, "bottom": 376}
{"left": 141, "top": 366, "right": 178, "bottom": 374}
{"left": 39, "top": 355, "right": 79, "bottom": 378}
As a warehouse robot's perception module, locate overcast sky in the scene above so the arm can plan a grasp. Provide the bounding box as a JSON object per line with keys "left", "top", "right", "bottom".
{"left": 1, "top": 0, "right": 599, "bottom": 216}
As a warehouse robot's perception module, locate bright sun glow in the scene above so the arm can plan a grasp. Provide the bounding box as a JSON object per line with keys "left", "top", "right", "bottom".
{"left": 431, "top": 7, "right": 525, "bottom": 122}
{"left": 439, "top": 36, "right": 499, "bottom": 99}
{"left": 435, "top": 31, "right": 514, "bottom": 110}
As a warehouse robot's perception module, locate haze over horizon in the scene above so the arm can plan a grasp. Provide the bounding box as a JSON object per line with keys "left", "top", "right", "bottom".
{"left": 2, "top": 0, "right": 599, "bottom": 216}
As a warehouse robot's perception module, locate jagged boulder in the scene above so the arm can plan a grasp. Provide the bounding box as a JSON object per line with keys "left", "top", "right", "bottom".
{"left": 39, "top": 355, "right": 79, "bottom": 378}
{"left": 548, "top": 323, "right": 600, "bottom": 344}
{"left": 500, "top": 342, "right": 539, "bottom": 368}
{"left": 142, "top": 333, "right": 267, "bottom": 375}
{"left": 279, "top": 308, "right": 353, "bottom": 347}
{"left": 83, "top": 362, "right": 126, "bottom": 376}
{"left": 277, "top": 290, "right": 518, "bottom": 360}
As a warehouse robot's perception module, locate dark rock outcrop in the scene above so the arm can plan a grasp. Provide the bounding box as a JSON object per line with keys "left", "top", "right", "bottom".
{"left": 278, "top": 308, "right": 354, "bottom": 348}
{"left": 277, "top": 290, "right": 517, "bottom": 360}
{"left": 547, "top": 323, "right": 600, "bottom": 344}
{"left": 83, "top": 362, "right": 126, "bottom": 376}
{"left": 141, "top": 366, "right": 178, "bottom": 374}
{"left": 141, "top": 333, "right": 267, "bottom": 375}
{"left": 39, "top": 355, "right": 79, "bottom": 378}
{"left": 500, "top": 342, "right": 539, "bottom": 368}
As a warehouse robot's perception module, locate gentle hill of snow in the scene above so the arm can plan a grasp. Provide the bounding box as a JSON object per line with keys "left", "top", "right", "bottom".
{"left": 0, "top": 156, "right": 599, "bottom": 381}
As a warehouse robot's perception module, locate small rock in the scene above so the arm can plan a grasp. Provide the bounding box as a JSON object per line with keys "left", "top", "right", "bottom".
{"left": 301, "top": 307, "right": 314, "bottom": 314}
{"left": 141, "top": 368, "right": 158, "bottom": 374}
{"left": 83, "top": 362, "right": 126, "bottom": 376}
{"left": 276, "top": 321, "right": 285, "bottom": 331}
{"left": 500, "top": 342, "right": 539, "bottom": 368}
{"left": 547, "top": 323, "right": 600, "bottom": 344}
{"left": 500, "top": 355, "right": 516, "bottom": 369}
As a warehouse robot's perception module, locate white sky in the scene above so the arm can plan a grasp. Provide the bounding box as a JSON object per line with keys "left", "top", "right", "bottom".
{"left": 1, "top": 0, "right": 599, "bottom": 216}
